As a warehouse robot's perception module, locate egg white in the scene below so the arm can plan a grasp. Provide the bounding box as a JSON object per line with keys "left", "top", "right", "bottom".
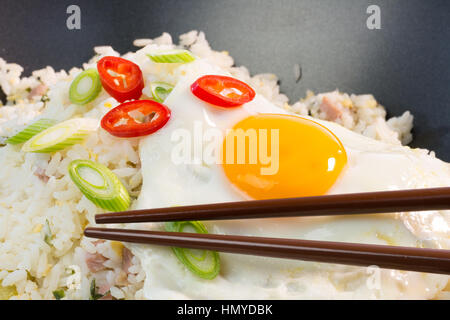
{"left": 128, "top": 59, "right": 450, "bottom": 299}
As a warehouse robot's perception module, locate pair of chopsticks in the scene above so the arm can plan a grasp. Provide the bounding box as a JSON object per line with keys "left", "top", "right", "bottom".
{"left": 85, "top": 187, "right": 450, "bottom": 275}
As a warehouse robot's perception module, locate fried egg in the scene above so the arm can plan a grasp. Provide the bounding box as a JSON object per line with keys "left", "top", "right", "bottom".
{"left": 128, "top": 59, "right": 450, "bottom": 299}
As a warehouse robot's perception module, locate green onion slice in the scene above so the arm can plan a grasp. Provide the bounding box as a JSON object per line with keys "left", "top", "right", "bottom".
{"left": 89, "top": 279, "right": 105, "bottom": 300}
{"left": 147, "top": 49, "right": 196, "bottom": 63}
{"left": 69, "top": 69, "right": 102, "bottom": 105}
{"left": 165, "top": 221, "right": 220, "bottom": 280}
{"left": 6, "top": 118, "right": 57, "bottom": 145}
{"left": 53, "top": 289, "right": 65, "bottom": 300}
{"left": 68, "top": 159, "right": 130, "bottom": 212}
{"left": 43, "top": 219, "right": 53, "bottom": 246}
{"left": 22, "top": 118, "right": 98, "bottom": 153}
{"left": 150, "top": 82, "right": 173, "bottom": 103}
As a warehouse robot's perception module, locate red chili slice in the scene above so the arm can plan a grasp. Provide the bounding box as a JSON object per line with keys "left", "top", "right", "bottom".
{"left": 97, "top": 56, "right": 144, "bottom": 103}
{"left": 101, "top": 100, "right": 171, "bottom": 138}
{"left": 190, "top": 75, "right": 256, "bottom": 108}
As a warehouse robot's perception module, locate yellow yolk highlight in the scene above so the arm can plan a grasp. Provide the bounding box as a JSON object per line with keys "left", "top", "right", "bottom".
{"left": 221, "top": 114, "right": 347, "bottom": 200}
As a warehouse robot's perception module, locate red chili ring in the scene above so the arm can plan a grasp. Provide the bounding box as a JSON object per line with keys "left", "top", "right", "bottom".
{"left": 97, "top": 56, "right": 144, "bottom": 103}
{"left": 101, "top": 100, "right": 171, "bottom": 138}
{"left": 191, "top": 75, "right": 256, "bottom": 108}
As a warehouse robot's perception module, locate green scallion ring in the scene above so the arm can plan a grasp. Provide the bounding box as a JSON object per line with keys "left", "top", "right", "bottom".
{"left": 22, "top": 118, "right": 98, "bottom": 153}
{"left": 6, "top": 118, "right": 57, "bottom": 145}
{"left": 165, "top": 221, "right": 220, "bottom": 280}
{"left": 68, "top": 159, "right": 130, "bottom": 212}
{"left": 69, "top": 69, "right": 102, "bottom": 105}
{"left": 147, "top": 49, "right": 196, "bottom": 64}
{"left": 150, "top": 82, "right": 173, "bottom": 103}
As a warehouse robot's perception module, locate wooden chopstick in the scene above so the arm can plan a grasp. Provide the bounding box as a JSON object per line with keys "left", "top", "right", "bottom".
{"left": 96, "top": 187, "right": 450, "bottom": 224}
{"left": 84, "top": 227, "right": 450, "bottom": 275}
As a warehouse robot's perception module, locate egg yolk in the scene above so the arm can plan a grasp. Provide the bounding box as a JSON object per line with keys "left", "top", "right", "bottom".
{"left": 221, "top": 114, "right": 347, "bottom": 200}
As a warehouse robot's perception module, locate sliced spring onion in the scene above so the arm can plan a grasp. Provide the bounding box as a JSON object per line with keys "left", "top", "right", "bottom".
{"left": 43, "top": 219, "right": 53, "bottom": 246}
{"left": 150, "top": 82, "right": 173, "bottom": 103}
{"left": 0, "top": 282, "right": 17, "bottom": 300}
{"left": 165, "top": 221, "right": 220, "bottom": 280}
{"left": 53, "top": 289, "right": 65, "bottom": 300}
{"left": 6, "top": 118, "right": 57, "bottom": 145}
{"left": 90, "top": 279, "right": 105, "bottom": 300}
{"left": 22, "top": 118, "right": 98, "bottom": 153}
{"left": 68, "top": 159, "right": 130, "bottom": 212}
{"left": 147, "top": 49, "right": 196, "bottom": 63}
{"left": 69, "top": 69, "right": 102, "bottom": 105}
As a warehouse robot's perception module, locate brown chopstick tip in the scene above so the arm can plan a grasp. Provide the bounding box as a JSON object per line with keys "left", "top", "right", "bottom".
{"left": 83, "top": 227, "right": 450, "bottom": 275}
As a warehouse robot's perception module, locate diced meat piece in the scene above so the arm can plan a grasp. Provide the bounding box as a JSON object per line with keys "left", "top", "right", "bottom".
{"left": 98, "top": 282, "right": 111, "bottom": 296}
{"left": 98, "top": 293, "right": 113, "bottom": 300}
{"left": 27, "top": 84, "right": 48, "bottom": 100}
{"left": 85, "top": 252, "right": 107, "bottom": 273}
{"left": 122, "top": 247, "right": 133, "bottom": 274}
{"left": 92, "top": 240, "right": 105, "bottom": 246}
{"left": 320, "top": 96, "right": 344, "bottom": 121}
{"left": 34, "top": 167, "right": 49, "bottom": 183}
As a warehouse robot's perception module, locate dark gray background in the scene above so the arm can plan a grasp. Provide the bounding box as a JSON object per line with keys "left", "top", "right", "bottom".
{"left": 0, "top": 0, "right": 449, "bottom": 160}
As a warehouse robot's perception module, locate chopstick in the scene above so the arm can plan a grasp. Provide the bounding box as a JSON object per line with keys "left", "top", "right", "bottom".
{"left": 96, "top": 187, "right": 450, "bottom": 224}
{"left": 89, "top": 187, "right": 450, "bottom": 275}
{"left": 84, "top": 227, "right": 450, "bottom": 275}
